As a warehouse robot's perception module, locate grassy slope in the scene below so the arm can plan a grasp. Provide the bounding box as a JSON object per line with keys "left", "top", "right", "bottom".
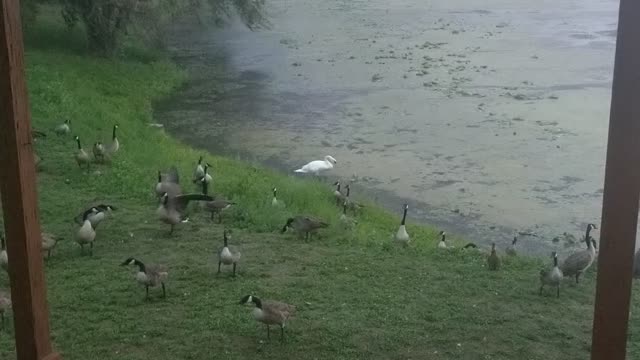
{"left": 1, "top": 11, "right": 640, "bottom": 360}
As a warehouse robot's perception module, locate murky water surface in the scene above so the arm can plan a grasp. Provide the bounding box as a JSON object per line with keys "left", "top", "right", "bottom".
{"left": 155, "top": 0, "right": 621, "bottom": 255}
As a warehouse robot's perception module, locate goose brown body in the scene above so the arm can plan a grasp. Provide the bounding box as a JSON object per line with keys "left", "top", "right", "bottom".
{"left": 281, "top": 215, "right": 328, "bottom": 240}
{"left": 240, "top": 295, "right": 296, "bottom": 340}
{"left": 560, "top": 224, "right": 597, "bottom": 284}
{"left": 121, "top": 258, "right": 168, "bottom": 299}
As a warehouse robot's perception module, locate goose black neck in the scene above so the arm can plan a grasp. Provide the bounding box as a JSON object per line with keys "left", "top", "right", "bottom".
{"left": 198, "top": 156, "right": 203, "bottom": 165}
{"left": 273, "top": 188, "right": 277, "bottom": 197}
{"left": 223, "top": 232, "right": 229, "bottom": 247}
{"left": 76, "top": 138, "right": 82, "bottom": 149}
{"left": 346, "top": 185, "right": 351, "bottom": 197}
{"left": 441, "top": 233, "right": 446, "bottom": 242}
{"left": 282, "top": 218, "right": 294, "bottom": 233}
{"left": 157, "top": 171, "right": 162, "bottom": 182}
{"left": 0, "top": 236, "right": 5, "bottom": 250}
{"left": 343, "top": 203, "right": 347, "bottom": 215}
{"left": 112, "top": 126, "right": 117, "bottom": 140}
{"left": 201, "top": 180, "right": 209, "bottom": 195}
{"left": 401, "top": 208, "right": 407, "bottom": 225}
{"left": 253, "top": 297, "right": 262, "bottom": 309}
{"left": 512, "top": 237, "right": 518, "bottom": 245}
{"left": 335, "top": 182, "right": 341, "bottom": 191}
{"left": 133, "top": 259, "right": 146, "bottom": 273}
{"left": 585, "top": 225, "right": 594, "bottom": 245}
{"left": 553, "top": 255, "right": 558, "bottom": 267}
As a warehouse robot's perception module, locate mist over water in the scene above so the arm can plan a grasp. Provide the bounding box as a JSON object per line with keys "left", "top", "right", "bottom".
{"left": 155, "top": 0, "right": 623, "bottom": 256}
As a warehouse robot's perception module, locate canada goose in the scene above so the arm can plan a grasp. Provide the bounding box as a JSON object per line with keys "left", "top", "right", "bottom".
{"left": 240, "top": 295, "right": 296, "bottom": 341}
{"left": 560, "top": 223, "right": 598, "bottom": 284}
{"left": 333, "top": 181, "right": 346, "bottom": 206}
{"left": 217, "top": 230, "right": 241, "bottom": 276}
{"left": 540, "top": 252, "right": 563, "bottom": 298}
{"left": 0, "top": 235, "right": 7, "bottom": 272}
{"left": 281, "top": 215, "right": 329, "bottom": 240}
{"left": 55, "top": 119, "right": 71, "bottom": 135}
{"left": 157, "top": 192, "right": 213, "bottom": 234}
{"left": 0, "top": 289, "right": 11, "bottom": 330}
{"left": 437, "top": 231, "right": 448, "bottom": 249}
{"left": 106, "top": 124, "right": 119, "bottom": 155}
{"left": 193, "top": 156, "right": 205, "bottom": 181}
{"left": 200, "top": 179, "right": 235, "bottom": 223}
{"left": 294, "top": 155, "right": 337, "bottom": 176}
{"left": 42, "top": 232, "right": 62, "bottom": 259}
{"left": 394, "top": 204, "right": 410, "bottom": 244}
{"left": 76, "top": 208, "right": 97, "bottom": 255}
{"left": 193, "top": 163, "right": 212, "bottom": 184}
{"left": 93, "top": 142, "right": 106, "bottom": 162}
{"left": 345, "top": 185, "right": 364, "bottom": 214}
{"left": 506, "top": 236, "right": 518, "bottom": 256}
{"left": 271, "top": 187, "right": 284, "bottom": 207}
{"left": 74, "top": 136, "right": 90, "bottom": 169}
{"left": 340, "top": 201, "right": 357, "bottom": 228}
{"left": 487, "top": 243, "right": 501, "bottom": 270}
{"left": 74, "top": 204, "right": 116, "bottom": 229}
{"left": 155, "top": 167, "right": 182, "bottom": 198}
{"left": 121, "top": 257, "right": 168, "bottom": 299}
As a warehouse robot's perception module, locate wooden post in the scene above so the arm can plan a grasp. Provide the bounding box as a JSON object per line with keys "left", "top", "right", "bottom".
{"left": 0, "top": 0, "right": 60, "bottom": 359}
{"left": 591, "top": 0, "right": 640, "bottom": 358}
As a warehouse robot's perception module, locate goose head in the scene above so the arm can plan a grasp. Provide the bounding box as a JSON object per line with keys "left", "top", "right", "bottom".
{"left": 439, "top": 231, "right": 446, "bottom": 241}
{"left": 273, "top": 187, "right": 277, "bottom": 197}
{"left": 325, "top": 155, "right": 337, "bottom": 164}
{"left": 281, "top": 218, "right": 295, "bottom": 233}
{"left": 239, "top": 294, "right": 262, "bottom": 308}
{"left": 161, "top": 193, "right": 170, "bottom": 205}
{"left": 120, "top": 257, "right": 138, "bottom": 266}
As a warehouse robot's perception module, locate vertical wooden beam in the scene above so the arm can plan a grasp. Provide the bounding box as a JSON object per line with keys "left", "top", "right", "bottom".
{"left": 0, "top": 0, "right": 59, "bottom": 359}
{"left": 591, "top": 0, "right": 640, "bottom": 359}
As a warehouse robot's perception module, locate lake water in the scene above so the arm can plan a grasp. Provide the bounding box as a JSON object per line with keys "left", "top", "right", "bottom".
{"left": 155, "top": 0, "right": 621, "bottom": 255}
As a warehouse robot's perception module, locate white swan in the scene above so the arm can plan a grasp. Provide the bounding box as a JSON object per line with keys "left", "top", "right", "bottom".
{"left": 294, "top": 156, "right": 337, "bottom": 175}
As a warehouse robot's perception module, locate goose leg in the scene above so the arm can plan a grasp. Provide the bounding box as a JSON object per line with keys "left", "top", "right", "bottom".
{"left": 266, "top": 325, "right": 271, "bottom": 340}
{"left": 539, "top": 285, "right": 543, "bottom": 296}
{"left": 575, "top": 273, "right": 580, "bottom": 284}
{"left": 1, "top": 312, "right": 4, "bottom": 330}
{"left": 556, "top": 285, "right": 560, "bottom": 298}
{"left": 47, "top": 250, "right": 51, "bottom": 259}
{"left": 145, "top": 285, "right": 150, "bottom": 300}
{"left": 217, "top": 261, "right": 221, "bottom": 274}
{"left": 169, "top": 225, "right": 174, "bottom": 235}
{"left": 280, "top": 325, "right": 285, "bottom": 341}
{"left": 218, "top": 213, "right": 223, "bottom": 224}
{"left": 210, "top": 211, "right": 215, "bottom": 221}
{"left": 89, "top": 242, "right": 94, "bottom": 256}
{"left": 80, "top": 244, "right": 84, "bottom": 255}
{"left": 232, "top": 263, "right": 237, "bottom": 277}
{"left": 161, "top": 283, "right": 166, "bottom": 298}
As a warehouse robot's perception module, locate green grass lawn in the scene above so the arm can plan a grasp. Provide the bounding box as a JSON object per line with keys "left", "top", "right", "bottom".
{"left": 1, "top": 11, "right": 640, "bottom": 360}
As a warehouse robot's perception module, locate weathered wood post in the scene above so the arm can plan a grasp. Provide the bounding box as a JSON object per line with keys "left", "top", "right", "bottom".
{"left": 0, "top": 0, "right": 60, "bottom": 359}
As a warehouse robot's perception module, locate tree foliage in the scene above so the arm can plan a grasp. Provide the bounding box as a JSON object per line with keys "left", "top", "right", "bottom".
{"left": 60, "top": 0, "right": 269, "bottom": 57}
